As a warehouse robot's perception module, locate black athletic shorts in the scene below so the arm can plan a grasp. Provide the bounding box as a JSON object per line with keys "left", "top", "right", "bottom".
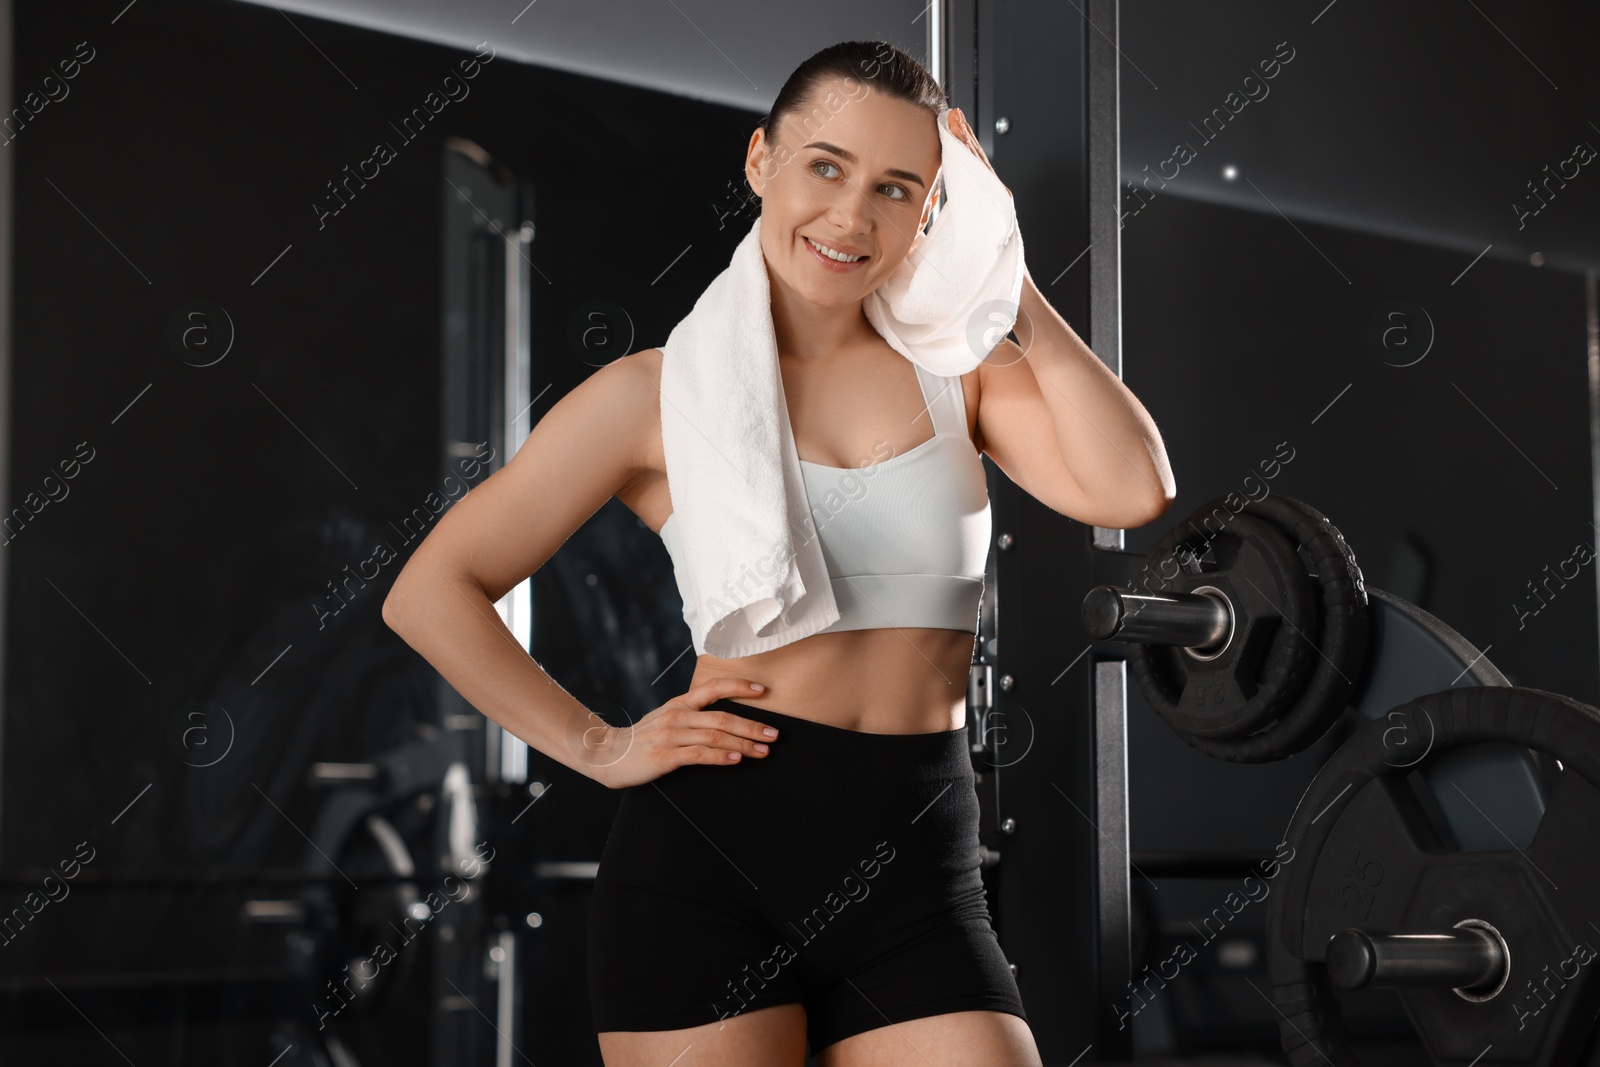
{"left": 587, "top": 696, "right": 1029, "bottom": 1054}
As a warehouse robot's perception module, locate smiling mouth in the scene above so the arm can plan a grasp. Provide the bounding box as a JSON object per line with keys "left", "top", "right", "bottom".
{"left": 803, "top": 235, "right": 871, "bottom": 265}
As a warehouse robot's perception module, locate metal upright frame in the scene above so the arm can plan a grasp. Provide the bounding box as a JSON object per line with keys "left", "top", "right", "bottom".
{"left": 932, "top": 2, "right": 1135, "bottom": 1060}
{"left": 1086, "top": 2, "right": 1134, "bottom": 1054}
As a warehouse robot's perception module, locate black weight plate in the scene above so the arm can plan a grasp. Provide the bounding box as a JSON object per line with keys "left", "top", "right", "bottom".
{"left": 1266, "top": 686, "right": 1600, "bottom": 1066}
{"left": 1190, "top": 494, "right": 1369, "bottom": 762}
{"left": 1128, "top": 509, "right": 1320, "bottom": 739}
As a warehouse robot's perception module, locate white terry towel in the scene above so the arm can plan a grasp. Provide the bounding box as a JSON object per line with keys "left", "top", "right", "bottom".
{"left": 659, "top": 107, "right": 1026, "bottom": 659}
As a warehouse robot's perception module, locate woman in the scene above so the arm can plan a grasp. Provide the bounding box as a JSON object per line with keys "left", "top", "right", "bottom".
{"left": 383, "top": 39, "right": 1172, "bottom": 1067}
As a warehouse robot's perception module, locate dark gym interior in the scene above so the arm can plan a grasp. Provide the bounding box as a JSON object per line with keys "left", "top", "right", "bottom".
{"left": 2, "top": 1, "right": 1598, "bottom": 1064}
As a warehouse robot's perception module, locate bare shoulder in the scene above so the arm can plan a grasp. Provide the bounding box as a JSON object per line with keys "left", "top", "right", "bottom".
{"left": 538, "top": 344, "right": 661, "bottom": 448}
{"left": 615, "top": 347, "right": 664, "bottom": 475}
{"left": 385, "top": 347, "right": 665, "bottom": 607}
{"left": 578, "top": 347, "right": 664, "bottom": 487}
{"left": 612, "top": 345, "right": 662, "bottom": 402}
{"left": 630, "top": 345, "right": 665, "bottom": 392}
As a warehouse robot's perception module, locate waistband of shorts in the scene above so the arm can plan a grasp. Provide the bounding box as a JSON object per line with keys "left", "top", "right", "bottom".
{"left": 701, "top": 698, "right": 972, "bottom": 783}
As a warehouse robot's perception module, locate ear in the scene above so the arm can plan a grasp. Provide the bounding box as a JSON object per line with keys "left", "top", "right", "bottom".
{"left": 745, "top": 126, "right": 772, "bottom": 198}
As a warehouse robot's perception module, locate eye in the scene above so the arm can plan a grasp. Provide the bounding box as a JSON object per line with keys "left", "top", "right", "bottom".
{"left": 810, "top": 159, "right": 913, "bottom": 203}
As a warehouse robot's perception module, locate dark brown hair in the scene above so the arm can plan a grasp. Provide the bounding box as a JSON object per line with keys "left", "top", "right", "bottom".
{"left": 759, "top": 40, "right": 947, "bottom": 147}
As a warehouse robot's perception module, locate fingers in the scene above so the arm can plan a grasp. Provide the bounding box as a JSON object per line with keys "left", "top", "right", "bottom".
{"left": 948, "top": 110, "right": 997, "bottom": 176}
{"left": 668, "top": 678, "right": 779, "bottom": 770}
{"left": 665, "top": 706, "right": 777, "bottom": 751}
{"left": 678, "top": 726, "right": 771, "bottom": 766}
{"left": 706, "top": 710, "right": 778, "bottom": 742}
{"left": 686, "top": 675, "right": 768, "bottom": 709}
{"left": 682, "top": 744, "right": 752, "bottom": 768}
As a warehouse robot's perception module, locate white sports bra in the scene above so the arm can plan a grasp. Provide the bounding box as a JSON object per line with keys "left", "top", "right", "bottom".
{"left": 659, "top": 361, "right": 991, "bottom": 645}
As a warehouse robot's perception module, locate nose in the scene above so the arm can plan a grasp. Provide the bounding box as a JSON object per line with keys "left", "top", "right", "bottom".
{"left": 825, "top": 179, "right": 876, "bottom": 237}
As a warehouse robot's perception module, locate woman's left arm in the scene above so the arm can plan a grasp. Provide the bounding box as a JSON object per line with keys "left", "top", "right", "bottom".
{"left": 976, "top": 266, "right": 1176, "bottom": 529}
{"left": 945, "top": 107, "right": 1175, "bottom": 529}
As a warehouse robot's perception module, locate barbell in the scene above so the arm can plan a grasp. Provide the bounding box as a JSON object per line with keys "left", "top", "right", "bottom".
{"left": 1266, "top": 685, "right": 1600, "bottom": 1066}
{"left": 1084, "top": 494, "right": 1369, "bottom": 761}
{"left": 1084, "top": 494, "right": 1597, "bottom": 1062}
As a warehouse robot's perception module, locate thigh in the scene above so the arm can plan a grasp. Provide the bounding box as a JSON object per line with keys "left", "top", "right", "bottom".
{"left": 814, "top": 1009, "right": 1040, "bottom": 1067}
{"left": 589, "top": 784, "right": 805, "bottom": 1036}
{"left": 598, "top": 1003, "right": 809, "bottom": 1067}
{"left": 774, "top": 766, "right": 1031, "bottom": 1054}
{"left": 803, "top": 890, "right": 1031, "bottom": 1054}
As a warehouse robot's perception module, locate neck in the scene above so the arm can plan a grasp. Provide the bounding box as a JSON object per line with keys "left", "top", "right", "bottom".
{"left": 767, "top": 260, "right": 881, "bottom": 362}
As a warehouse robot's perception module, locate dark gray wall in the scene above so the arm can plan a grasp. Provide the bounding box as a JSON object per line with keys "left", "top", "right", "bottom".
{"left": 1118, "top": 0, "right": 1600, "bottom": 275}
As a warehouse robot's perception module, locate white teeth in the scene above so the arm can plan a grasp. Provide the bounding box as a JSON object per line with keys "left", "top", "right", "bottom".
{"left": 807, "top": 237, "right": 863, "bottom": 263}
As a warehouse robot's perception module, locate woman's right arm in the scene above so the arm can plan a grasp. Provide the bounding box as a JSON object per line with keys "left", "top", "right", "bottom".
{"left": 380, "top": 350, "right": 775, "bottom": 788}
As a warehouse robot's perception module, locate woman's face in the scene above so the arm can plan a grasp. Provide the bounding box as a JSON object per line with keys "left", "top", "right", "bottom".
{"left": 745, "top": 78, "right": 943, "bottom": 308}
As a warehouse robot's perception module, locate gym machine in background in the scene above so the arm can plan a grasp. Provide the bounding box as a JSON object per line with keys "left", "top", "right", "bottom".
{"left": 1084, "top": 494, "right": 1600, "bottom": 1066}
{"left": 429, "top": 137, "right": 539, "bottom": 1067}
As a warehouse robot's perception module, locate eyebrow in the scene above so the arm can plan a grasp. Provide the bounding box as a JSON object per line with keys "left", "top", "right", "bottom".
{"left": 802, "top": 141, "right": 927, "bottom": 189}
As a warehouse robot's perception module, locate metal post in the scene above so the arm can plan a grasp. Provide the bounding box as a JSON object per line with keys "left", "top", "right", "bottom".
{"left": 494, "top": 222, "right": 534, "bottom": 786}
{"left": 1088, "top": 1, "right": 1134, "bottom": 1053}
{"left": 1587, "top": 268, "right": 1599, "bottom": 692}
{"left": 1088, "top": 0, "right": 1125, "bottom": 556}
{"left": 0, "top": 0, "right": 12, "bottom": 868}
